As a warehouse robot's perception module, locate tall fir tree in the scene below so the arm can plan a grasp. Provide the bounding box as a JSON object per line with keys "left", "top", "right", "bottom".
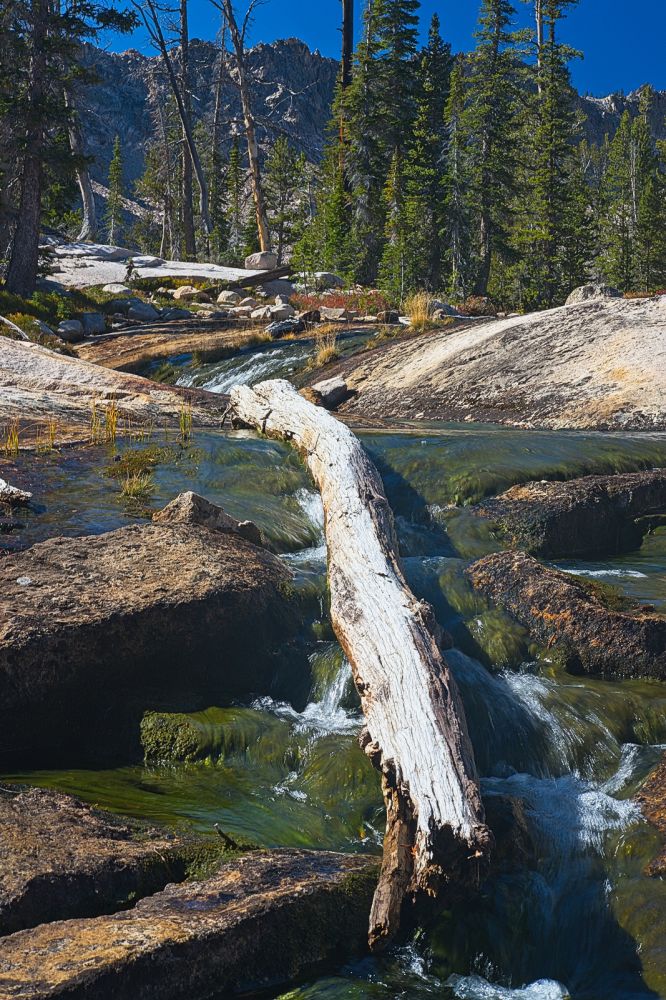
{"left": 378, "top": 150, "right": 407, "bottom": 299}
{"left": 226, "top": 136, "right": 244, "bottom": 264}
{"left": 400, "top": 14, "right": 453, "bottom": 293}
{"left": 460, "top": 0, "right": 523, "bottom": 296}
{"left": 511, "top": 0, "right": 585, "bottom": 307}
{"left": 343, "top": 0, "right": 420, "bottom": 281}
{"left": 442, "top": 59, "right": 474, "bottom": 300}
{"left": 105, "top": 134, "right": 124, "bottom": 244}
{"left": 599, "top": 111, "right": 638, "bottom": 290}
{"left": 264, "top": 136, "right": 307, "bottom": 264}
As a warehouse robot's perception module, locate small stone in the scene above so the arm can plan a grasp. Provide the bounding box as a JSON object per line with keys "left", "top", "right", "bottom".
{"left": 270, "top": 304, "right": 296, "bottom": 321}
{"left": 127, "top": 301, "right": 159, "bottom": 322}
{"left": 265, "top": 319, "right": 305, "bottom": 338}
{"left": 297, "top": 309, "right": 321, "bottom": 325}
{"left": 251, "top": 306, "right": 273, "bottom": 321}
{"left": 16, "top": 577, "right": 32, "bottom": 586}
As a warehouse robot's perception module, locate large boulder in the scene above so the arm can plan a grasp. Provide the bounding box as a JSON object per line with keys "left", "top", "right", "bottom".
{"left": 102, "top": 283, "right": 132, "bottom": 295}
{"left": 0, "top": 787, "right": 197, "bottom": 936}
{"left": 565, "top": 283, "right": 621, "bottom": 305}
{"left": 173, "top": 286, "right": 211, "bottom": 303}
{"left": 0, "top": 496, "right": 297, "bottom": 765}
{"left": 245, "top": 250, "right": 278, "bottom": 270}
{"left": 471, "top": 469, "right": 666, "bottom": 558}
{"left": 153, "top": 491, "right": 264, "bottom": 547}
{"left": 466, "top": 551, "right": 666, "bottom": 680}
{"left": 80, "top": 312, "right": 106, "bottom": 336}
{"left": 57, "top": 319, "right": 84, "bottom": 343}
{"left": 127, "top": 301, "right": 159, "bottom": 322}
{"left": 217, "top": 290, "right": 242, "bottom": 306}
{"left": 0, "top": 850, "right": 377, "bottom": 1000}
{"left": 260, "top": 279, "right": 296, "bottom": 298}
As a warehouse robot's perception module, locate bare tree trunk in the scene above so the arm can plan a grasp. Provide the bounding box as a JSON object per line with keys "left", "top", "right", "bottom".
{"left": 132, "top": 0, "right": 212, "bottom": 237}
{"left": 217, "top": 0, "right": 271, "bottom": 252}
{"left": 230, "top": 379, "right": 492, "bottom": 950}
{"left": 6, "top": 0, "right": 48, "bottom": 297}
{"left": 62, "top": 88, "right": 97, "bottom": 242}
{"left": 180, "top": 0, "right": 196, "bottom": 257}
{"left": 341, "top": 0, "right": 353, "bottom": 89}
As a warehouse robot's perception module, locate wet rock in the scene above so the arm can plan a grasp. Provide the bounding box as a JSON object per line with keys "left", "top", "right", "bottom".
{"left": 466, "top": 551, "right": 666, "bottom": 679}
{"left": 0, "top": 850, "right": 377, "bottom": 999}
{"left": 139, "top": 706, "right": 287, "bottom": 764}
{"left": 245, "top": 250, "right": 278, "bottom": 270}
{"left": 0, "top": 499, "right": 296, "bottom": 765}
{"left": 0, "top": 787, "right": 197, "bottom": 935}
{"left": 56, "top": 319, "right": 84, "bottom": 342}
{"left": 0, "top": 480, "right": 32, "bottom": 506}
{"left": 471, "top": 469, "right": 666, "bottom": 558}
{"left": 153, "top": 491, "right": 265, "bottom": 547}
{"left": 565, "top": 283, "right": 621, "bottom": 305}
{"left": 266, "top": 318, "right": 305, "bottom": 338}
{"left": 376, "top": 310, "right": 400, "bottom": 324}
{"left": 483, "top": 793, "right": 536, "bottom": 870}
{"left": 636, "top": 753, "right": 666, "bottom": 876}
{"left": 80, "top": 312, "right": 106, "bottom": 336}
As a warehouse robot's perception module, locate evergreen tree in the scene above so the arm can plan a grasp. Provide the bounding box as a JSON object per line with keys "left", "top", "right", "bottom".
{"left": 105, "top": 134, "right": 124, "bottom": 244}
{"left": 401, "top": 14, "right": 452, "bottom": 292}
{"left": 442, "top": 59, "right": 474, "bottom": 300}
{"left": 599, "top": 112, "right": 638, "bottom": 290}
{"left": 226, "top": 137, "right": 245, "bottom": 264}
{"left": 264, "top": 136, "right": 307, "bottom": 264}
{"left": 511, "top": 0, "right": 584, "bottom": 307}
{"left": 378, "top": 150, "right": 407, "bottom": 299}
{"left": 460, "top": 0, "right": 523, "bottom": 296}
{"left": 343, "top": 0, "right": 420, "bottom": 281}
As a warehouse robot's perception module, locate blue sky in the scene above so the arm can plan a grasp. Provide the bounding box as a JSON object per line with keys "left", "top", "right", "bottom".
{"left": 105, "top": 0, "right": 666, "bottom": 97}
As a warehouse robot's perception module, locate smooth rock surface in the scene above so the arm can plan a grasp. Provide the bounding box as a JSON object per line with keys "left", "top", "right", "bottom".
{"left": 466, "top": 551, "right": 666, "bottom": 679}
{"left": 80, "top": 312, "right": 106, "bottom": 335}
{"left": 127, "top": 301, "right": 160, "bottom": 322}
{"left": 335, "top": 297, "right": 666, "bottom": 429}
{"left": 102, "top": 282, "right": 132, "bottom": 294}
{"left": 0, "top": 850, "right": 377, "bottom": 999}
{"left": 56, "top": 319, "right": 84, "bottom": 342}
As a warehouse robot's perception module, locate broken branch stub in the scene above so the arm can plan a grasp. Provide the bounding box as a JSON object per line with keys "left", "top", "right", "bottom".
{"left": 230, "top": 379, "right": 491, "bottom": 949}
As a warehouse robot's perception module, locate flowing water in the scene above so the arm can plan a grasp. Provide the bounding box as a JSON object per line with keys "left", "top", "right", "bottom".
{"left": 3, "top": 340, "right": 666, "bottom": 999}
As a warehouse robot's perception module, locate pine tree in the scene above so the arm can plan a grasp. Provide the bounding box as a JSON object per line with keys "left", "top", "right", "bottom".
{"left": 378, "top": 150, "right": 407, "bottom": 299}
{"left": 511, "top": 0, "right": 584, "bottom": 307}
{"left": 442, "top": 59, "right": 473, "bottom": 300}
{"left": 264, "top": 136, "right": 307, "bottom": 264}
{"left": 226, "top": 137, "right": 244, "bottom": 264}
{"left": 460, "top": 0, "right": 523, "bottom": 296}
{"left": 342, "top": 0, "right": 420, "bottom": 281}
{"left": 599, "top": 112, "right": 637, "bottom": 290}
{"left": 105, "top": 134, "right": 124, "bottom": 244}
{"left": 401, "top": 14, "right": 452, "bottom": 293}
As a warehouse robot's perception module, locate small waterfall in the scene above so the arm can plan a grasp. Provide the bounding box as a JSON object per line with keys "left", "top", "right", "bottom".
{"left": 446, "top": 974, "right": 570, "bottom": 1000}
{"left": 253, "top": 655, "right": 359, "bottom": 738}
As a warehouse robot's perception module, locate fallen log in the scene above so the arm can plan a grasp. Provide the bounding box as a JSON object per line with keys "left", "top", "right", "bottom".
{"left": 230, "top": 378, "right": 491, "bottom": 949}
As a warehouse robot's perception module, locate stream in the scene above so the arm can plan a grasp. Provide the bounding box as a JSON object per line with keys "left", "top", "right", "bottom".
{"left": 3, "top": 335, "right": 666, "bottom": 999}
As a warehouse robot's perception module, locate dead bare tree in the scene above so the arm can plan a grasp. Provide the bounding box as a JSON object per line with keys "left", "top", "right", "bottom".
{"left": 131, "top": 0, "right": 212, "bottom": 238}
{"left": 63, "top": 88, "right": 98, "bottom": 241}
{"left": 179, "top": 0, "right": 196, "bottom": 256}
{"left": 210, "top": 0, "right": 271, "bottom": 252}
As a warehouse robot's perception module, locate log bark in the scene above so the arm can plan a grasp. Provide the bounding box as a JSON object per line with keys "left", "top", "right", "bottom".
{"left": 230, "top": 379, "right": 491, "bottom": 949}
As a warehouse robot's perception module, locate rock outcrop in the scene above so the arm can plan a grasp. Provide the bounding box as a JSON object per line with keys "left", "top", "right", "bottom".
{"left": 471, "top": 469, "right": 666, "bottom": 558}
{"left": 0, "top": 787, "right": 199, "bottom": 935}
{"left": 636, "top": 754, "right": 666, "bottom": 877}
{"left": 0, "top": 849, "right": 377, "bottom": 1000}
{"left": 335, "top": 296, "right": 666, "bottom": 430}
{"left": 0, "top": 336, "right": 225, "bottom": 442}
{"left": 0, "top": 497, "right": 296, "bottom": 765}
{"left": 466, "top": 551, "right": 666, "bottom": 680}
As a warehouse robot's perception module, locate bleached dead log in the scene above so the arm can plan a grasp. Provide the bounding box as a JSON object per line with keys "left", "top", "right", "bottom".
{"left": 230, "top": 378, "right": 491, "bottom": 949}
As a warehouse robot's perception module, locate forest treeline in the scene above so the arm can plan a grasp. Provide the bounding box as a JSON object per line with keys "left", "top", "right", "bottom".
{"left": 1, "top": 0, "right": 665, "bottom": 309}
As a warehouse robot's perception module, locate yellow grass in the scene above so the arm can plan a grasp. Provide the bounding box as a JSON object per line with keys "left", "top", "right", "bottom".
{"left": 120, "top": 472, "right": 154, "bottom": 500}
{"left": 312, "top": 325, "right": 340, "bottom": 367}
{"left": 3, "top": 419, "right": 20, "bottom": 457}
{"left": 403, "top": 292, "right": 437, "bottom": 333}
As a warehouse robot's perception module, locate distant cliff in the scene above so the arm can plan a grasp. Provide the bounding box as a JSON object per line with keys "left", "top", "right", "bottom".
{"left": 77, "top": 38, "right": 665, "bottom": 191}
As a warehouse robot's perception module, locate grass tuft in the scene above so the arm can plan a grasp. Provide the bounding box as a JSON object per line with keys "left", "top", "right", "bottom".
{"left": 403, "top": 292, "right": 437, "bottom": 333}
{"left": 120, "top": 472, "right": 154, "bottom": 501}
{"left": 3, "top": 419, "right": 20, "bottom": 457}
{"left": 312, "top": 325, "right": 340, "bottom": 367}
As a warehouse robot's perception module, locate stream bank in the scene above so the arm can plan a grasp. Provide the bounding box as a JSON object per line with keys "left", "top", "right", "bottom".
{"left": 2, "top": 319, "right": 666, "bottom": 997}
